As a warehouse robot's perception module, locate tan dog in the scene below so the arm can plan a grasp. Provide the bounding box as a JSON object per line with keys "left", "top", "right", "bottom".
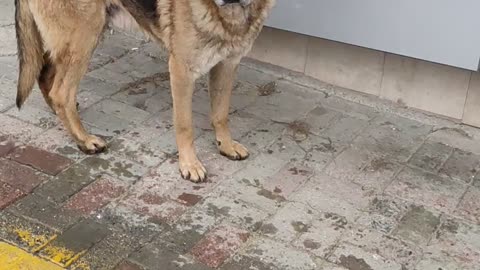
{"left": 15, "top": 0, "right": 275, "bottom": 182}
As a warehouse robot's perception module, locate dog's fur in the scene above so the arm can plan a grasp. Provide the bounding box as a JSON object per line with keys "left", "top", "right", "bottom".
{"left": 15, "top": 0, "right": 275, "bottom": 182}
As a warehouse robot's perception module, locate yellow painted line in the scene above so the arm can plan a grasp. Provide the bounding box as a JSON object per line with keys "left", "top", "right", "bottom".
{"left": 0, "top": 241, "right": 64, "bottom": 270}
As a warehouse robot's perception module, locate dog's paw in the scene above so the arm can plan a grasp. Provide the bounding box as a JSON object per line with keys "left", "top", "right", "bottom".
{"left": 78, "top": 135, "right": 107, "bottom": 154}
{"left": 219, "top": 140, "right": 249, "bottom": 161}
{"left": 179, "top": 158, "right": 207, "bottom": 183}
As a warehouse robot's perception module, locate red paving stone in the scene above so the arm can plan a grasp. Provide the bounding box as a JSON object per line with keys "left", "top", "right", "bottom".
{"left": 115, "top": 261, "right": 144, "bottom": 270}
{"left": 0, "top": 182, "right": 25, "bottom": 209}
{"left": 190, "top": 225, "right": 250, "bottom": 268}
{"left": 64, "top": 175, "right": 127, "bottom": 216}
{"left": 9, "top": 145, "right": 73, "bottom": 175}
{"left": 0, "top": 137, "right": 16, "bottom": 157}
{"left": 0, "top": 159, "right": 46, "bottom": 193}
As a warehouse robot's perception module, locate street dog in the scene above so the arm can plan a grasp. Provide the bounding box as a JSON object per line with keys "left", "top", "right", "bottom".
{"left": 15, "top": 0, "right": 276, "bottom": 182}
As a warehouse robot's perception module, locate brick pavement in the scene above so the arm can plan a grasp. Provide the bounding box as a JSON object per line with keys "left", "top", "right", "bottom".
{"left": 1, "top": 2, "right": 480, "bottom": 269}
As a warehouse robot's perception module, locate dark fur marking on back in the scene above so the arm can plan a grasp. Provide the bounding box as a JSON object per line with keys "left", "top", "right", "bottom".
{"left": 120, "top": 0, "right": 159, "bottom": 22}
{"left": 106, "top": 4, "right": 121, "bottom": 17}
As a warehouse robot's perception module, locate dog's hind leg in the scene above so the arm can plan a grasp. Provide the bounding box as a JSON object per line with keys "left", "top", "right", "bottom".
{"left": 209, "top": 59, "right": 249, "bottom": 160}
{"left": 38, "top": 52, "right": 55, "bottom": 111}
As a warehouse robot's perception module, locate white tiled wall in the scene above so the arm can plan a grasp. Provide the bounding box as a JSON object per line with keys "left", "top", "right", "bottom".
{"left": 249, "top": 27, "right": 479, "bottom": 126}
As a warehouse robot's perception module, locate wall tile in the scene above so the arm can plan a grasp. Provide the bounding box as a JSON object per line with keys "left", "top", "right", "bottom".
{"left": 381, "top": 54, "right": 470, "bottom": 119}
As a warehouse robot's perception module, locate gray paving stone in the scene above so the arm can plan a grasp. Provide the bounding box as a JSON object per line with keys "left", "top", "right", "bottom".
{"left": 328, "top": 243, "right": 404, "bottom": 270}
{"left": 408, "top": 141, "right": 453, "bottom": 172}
{"left": 8, "top": 194, "right": 81, "bottom": 231}
{"left": 0, "top": 26, "right": 16, "bottom": 56}
{"left": 80, "top": 75, "right": 124, "bottom": 97}
{"left": 259, "top": 202, "right": 316, "bottom": 243}
{"left": 325, "top": 146, "right": 403, "bottom": 192}
{"left": 339, "top": 226, "right": 422, "bottom": 268}
{"left": 386, "top": 167, "right": 467, "bottom": 213}
{"left": 291, "top": 173, "right": 375, "bottom": 223}
{"left": 392, "top": 205, "right": 441, "bottom": 246}
{"left": 353, "top": 114, "right": 432, "bottom": 162}
{"left": 355, "top": 196, "right": 411, "bottom": 234}
{"left": 235, "top": 237, "right": 319, "bottom": 270}
{"left": 130, "top": 244, "right": 213, "bottom": 270}
{"left": 0, "top": 114, "right": 44, "bottom": 143}
{"left": 416, "top": 217, "right": 480, "bottom": 270}
{"left": 292, "top": 212, "right": 350, "bottom": 258}
{"left": 439, "top": 148, "right": 480, "bottom": 184}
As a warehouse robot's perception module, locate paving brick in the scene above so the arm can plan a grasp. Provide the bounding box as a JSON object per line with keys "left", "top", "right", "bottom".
{"left": 353, "top": 115, "right": 432, "bottom": 162}
{"left": 103, "top": 51, "right": 168, "bottom": 80}
{"left": 160, "top": 214, "right": 214, "bottom": 254}
{"left": 392, "top": 205, "right": 441, "bottom": 246}
{"left": 35, "top": 162, "right": 96, "bottom": 204}
{"left": 292, "top": 212, "right": 349, "bottom": 258}
{"left": 39, "top": 219, "right": 110, "bottom": 267}
{"left": 439, "top": 148, "right": 480, "bottom": 184}
{"left": 29, "top": 124, "right": 112, "bottom": 161}
{"left": 98, "top": 205, "right": 165, "bottom": 246}
{"left": 194, "top": 194, "right": 269, "bottom": 231}
{"left": 8, "top": 194, "right": 80, "bottom": 230}
{"left": 325, "top": 146, "right": 402, "bottom": 192}
{"left": 328, "top": 243, "right": 403, "bottom": 270}
{"left": 454, "top": 185, "right": 480, "bottom": 225}
{"left": 0, "top": 114, "right": 44, "bottom": 143}
{"left": 0, "top": 211, "right": 56, "bottom": 252}
{"left": 108, "top": 137, "right": 166, "bottom": 167}
{"left": 232, "top": 153, "right": 287, "bottom": 184}
{"left": 6, "top": 105, "right": 57, "bottom": 129}
{"left": 265, "top": 136, "right": 306, "bottom": 162}
{"left": 319, "top": 114, "right": 369, "bottom": 147}
{"left": 79, "top": 75, "right": 124, "bottom": 97}
{"left": 115, "top": 261, "right": 144, "bottom": 270}
{"left": 80, "top": 155, "right": 148, "bottom": 183}
{"left": 355, "top": 196, "right": 411, "bottom": 234}
{"left": 86, "top": 99, "right": 152, "bottom": 125}
{"left": 428, "top": 125, "right": 480, "bottom": 156}
{"left": 190, "top": 225, "right": 249, "bottom": 268}
{"left": 9, "top": 146, "right": 73, "bottom": 175}
{"left": 64, "top": 175, "right": 128, "bottom": 216}
{"left": 233, "top": 237, "right": 318, "bottom": 270}
{"left": 322, "top": 95, "right": 379, "bottom": 121}
{"left": 117, "top": 193, "right": 188, "bottom": 225}
{"left": 386, "top": 167, "right": 467, "bottom": 213}
{"left": 418, "top": 217, "right": 480, "bottom": 270}
{"left": 70, "top": 231, "right": 143, "bottom": 270}
{"left": 0, "top": 159, "right": 46, "bottom": 193}
{"left": 262, "top": 163, "right": 313, "bottom": 198}
{"left": 220, "top": 255, "right": 280, "bottom": 270}
{"left": 260, "top": 202, "right": 315, "bottom": 243}
{"left": 0, "top": 136, "right": 16, "bottom": 157}
{"left": 111, "top": 81, "right": 171, "bottom": 114}
{"left": 130, "top": 244, "right": 212, "bottom": 270}
{"left": 408, "top": 141, "right": 452, "bottom": 172}
{"left": 215, "top": 178, "right": 284, "bottom": 213}
{"left": 290, "top": 173, "right": 375, "bottom": 223}
{"left": 0, "top": 182, "right": 24, "bottom": 210}
{"left": 302, "top": 106, "right": 342, "bottom": 136}
{"left": 88, "top": 67, "right": 136, "bottom": 85}
{"left": 339, "top": 226, "right": 422, "bottom": 268}
{"left": 241, "top": 122, "right": 286, "bottom": 154}
{"left": 245, "top": 81, "right": 319, "bottom": 123}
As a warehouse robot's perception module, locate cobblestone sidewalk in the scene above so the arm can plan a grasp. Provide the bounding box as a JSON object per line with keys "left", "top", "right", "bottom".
{"left": 1, "top": 2, "right": 480, "bottom": 270}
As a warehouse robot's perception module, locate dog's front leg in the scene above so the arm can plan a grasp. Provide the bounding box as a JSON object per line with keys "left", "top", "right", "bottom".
{"left": 169, "top": 56, "right": 207, "bottom": 182}
{"left": 209, "top": 59, "right": 249, "bottom": 160}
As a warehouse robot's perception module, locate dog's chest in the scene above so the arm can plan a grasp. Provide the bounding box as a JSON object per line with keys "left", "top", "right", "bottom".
{"left": 191, "top": 40, "right": 252, "bottom": 78}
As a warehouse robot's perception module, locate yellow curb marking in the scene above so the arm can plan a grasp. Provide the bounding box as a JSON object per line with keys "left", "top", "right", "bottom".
{"left": 12, "top": 228, "right": 57, "bottom": 252}
{"left": 0, "top": 241, "right": 64, "bottom": 270}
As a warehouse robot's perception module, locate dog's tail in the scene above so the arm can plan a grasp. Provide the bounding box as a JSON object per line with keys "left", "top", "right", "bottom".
{"left": 15, "top": 0, "right": 44, "bottom": 109}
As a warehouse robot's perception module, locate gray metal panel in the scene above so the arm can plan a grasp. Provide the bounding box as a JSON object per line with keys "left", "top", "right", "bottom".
{"left": 265, "top": 0, "right": 480, "bottom": 71}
